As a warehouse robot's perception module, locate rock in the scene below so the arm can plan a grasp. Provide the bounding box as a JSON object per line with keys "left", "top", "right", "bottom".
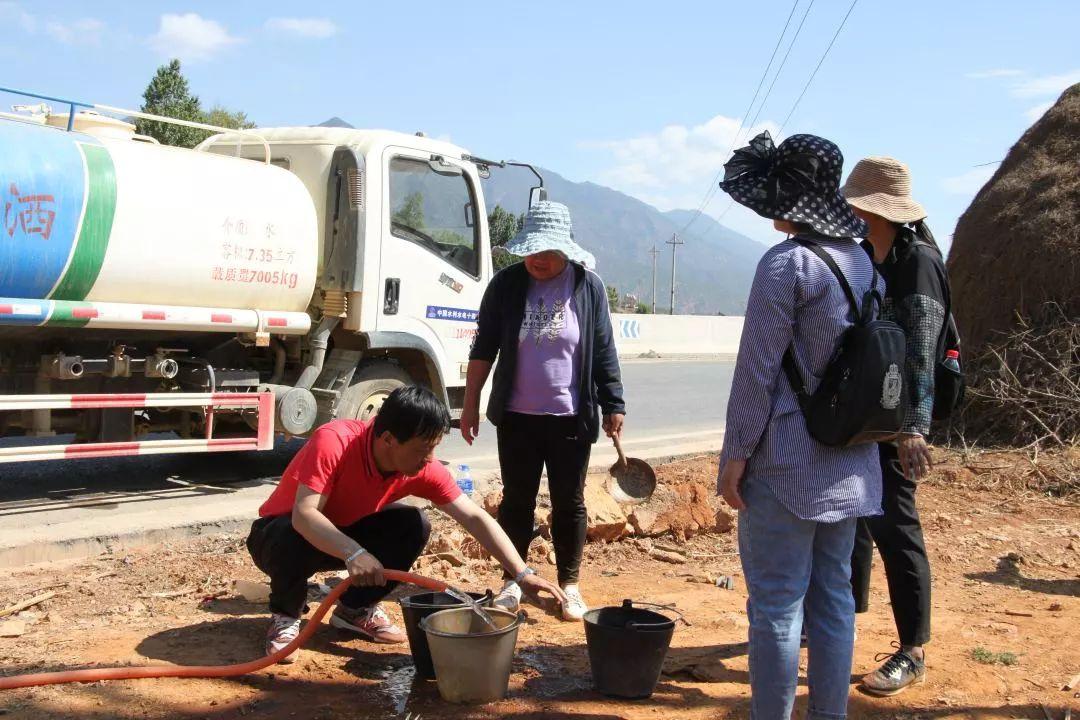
{"left": 460, "top": 537, "right": 491, "bottom": 561}
{"left": 431, "top": 551, "right": 466, "bottom": 568}
{"left": 683, "top": 574, "right": 713, "bottom": 584}
{"left": 481, "top": 491, "right": 502, "bottom": 518}
{"left": 429, "top": 530, "right": 464, "bottom": 554}
{"left": 714, "top": 508, "right": 735, "bottom": 534}
{"left": 535, "top": 508, "right": 552, "bottom": 540}
{"left": 584, "top": 479, "right": 629, "bottom": 542}
{"left": 0, "top": 620, "right": 25, "bottom": 637}
{"left": 529, "top": 539, "right": 554, "bottom": 564}
{"left": 234, "top": 579, "right": 270, "bottom": 603}
{"left": 940, "top": 466, "right": 978, "bottom": 485}
{"left": 628, "top": 507, "right": 660, "bottom": 536}
{"left": 649, "top": 549, "right": 687, "bottom": 564}
{"left": 547, "top": 551, "right": 557, "bottom": 565}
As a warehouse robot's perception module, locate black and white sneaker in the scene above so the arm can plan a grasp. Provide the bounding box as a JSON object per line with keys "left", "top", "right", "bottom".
{"left": 860, "top": 643, "right": 926, "bottom": 696}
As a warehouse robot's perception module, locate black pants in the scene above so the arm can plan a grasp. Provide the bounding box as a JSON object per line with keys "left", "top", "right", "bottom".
{"left": 496, "top": 412, "right": 592, "bottom": 586}
{"left": 246, "top": 504, "right": 431, "bottom": 618}
{"left": 851, "top": 443, "right": 932, "bottom": 646}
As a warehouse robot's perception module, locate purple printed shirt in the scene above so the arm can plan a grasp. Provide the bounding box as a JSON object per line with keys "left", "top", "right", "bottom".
{"left": 507, "top": 264, "right": 582, "bottom": 416}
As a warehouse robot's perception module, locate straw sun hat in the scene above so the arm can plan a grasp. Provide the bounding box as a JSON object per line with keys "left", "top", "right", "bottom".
{"left": 841, "top": 156, "right": 927, "bottom": 224}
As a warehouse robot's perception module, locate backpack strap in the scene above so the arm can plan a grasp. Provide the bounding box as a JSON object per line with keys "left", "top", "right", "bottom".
{"left": 781, "top": 236, "right": 867, "bottom": 409}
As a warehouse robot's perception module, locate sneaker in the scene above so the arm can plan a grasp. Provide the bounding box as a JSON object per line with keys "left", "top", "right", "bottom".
{"left": 560, "top": 584, "right": 588, "bottom": 621}
{"left": 493, "top": 580, "right": 522, "bottom": 613}
{"left": 330, "top": 603, "right": 406, "bottom": 644}
{"left": 860, "top": 643, "right": 926, "bottom": 696}
{"left": 265, "top": 613, "right": 301, "bottom": 664}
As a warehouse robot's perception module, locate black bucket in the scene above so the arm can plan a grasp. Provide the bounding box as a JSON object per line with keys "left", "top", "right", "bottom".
{"left": 583, "top": 599, "right": 677, "bottom": 699}
{"left": 399, "top": 590, "right": 493, "bottom": 679}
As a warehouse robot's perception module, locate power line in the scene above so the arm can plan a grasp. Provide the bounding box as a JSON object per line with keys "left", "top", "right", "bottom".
{"left": 746, "top": 0, "right": 817, "bottom": 131}
{"left": 777, "top": 0, "right": 861, "bottom": 135}
{"left": 675, "top": 0, "right": 801, "bottom": 238}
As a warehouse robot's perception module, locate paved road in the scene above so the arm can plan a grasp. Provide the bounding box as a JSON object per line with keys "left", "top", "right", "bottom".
{"left": 0, "top": 358, "right": 734, "bottom": 565}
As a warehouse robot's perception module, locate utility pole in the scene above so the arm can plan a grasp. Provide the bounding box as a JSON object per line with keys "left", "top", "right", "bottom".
{"left": 666, "top": 234, "right": 684, "bottom": 315}
{"left": 648, "top": 246, "right": 661, "bottom": 314}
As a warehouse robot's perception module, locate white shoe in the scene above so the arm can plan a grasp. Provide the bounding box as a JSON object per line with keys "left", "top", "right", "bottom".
{"left": 265, "top": 612, "right": 301, "bottom": 663}
{"left": 560, "top": 584, "right": 588, "bottom": 621}
{"left": 493, "top": 580, "right": 522, "bottom": 612}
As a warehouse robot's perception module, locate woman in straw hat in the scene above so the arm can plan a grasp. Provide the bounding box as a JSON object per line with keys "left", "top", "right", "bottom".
{"left": 461, "top": 200, "right": 625, "bottom": 622}
{"left": 842, "top": 156, "right": 952, "bottom": 696}
{"left": 717, "top": 131, "right": 882, "bottom": 719}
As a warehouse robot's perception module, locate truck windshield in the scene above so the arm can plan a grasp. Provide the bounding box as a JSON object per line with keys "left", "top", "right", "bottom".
{"left": 389, "top": 157, "right": 479, "bottom": 277}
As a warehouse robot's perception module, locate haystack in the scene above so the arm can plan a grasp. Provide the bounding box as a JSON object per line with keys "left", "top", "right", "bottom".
{"left": 948, "top": 83, "right": 1080, "bottom": 353}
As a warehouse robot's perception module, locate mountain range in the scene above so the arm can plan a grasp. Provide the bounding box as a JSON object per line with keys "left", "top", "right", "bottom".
{"left": 481, "top": 168, "right": 766, "bottom": 315}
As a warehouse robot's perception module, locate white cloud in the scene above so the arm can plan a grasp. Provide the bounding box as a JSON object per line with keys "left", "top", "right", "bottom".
{"left": 265, "top": 17, "right": 337, "bottom": 38}
{"left": 0, "top": 2, "right": 36, "bottom": 33}
{"left": 45, "top": 18, "right": 105, "bottom": 45}
{"left": 148, "top": 13, "right": 241, "bottom": 62}
{"left": 1011, "top": 69, "right": 1080, "bottom": 98}
{"left": 941, "top": 166, "right": 995, "bottom": 196}
{"left": 966, "top": 69, "right": 1023, "bottom": 79}
{"left": 582, "top": 113, "right": 782, "bottom": 241}
{"left": 1024, "top": 101, "right": 1054, "bottom": 123}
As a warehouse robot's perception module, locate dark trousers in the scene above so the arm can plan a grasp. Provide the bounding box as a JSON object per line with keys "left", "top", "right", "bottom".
{"left": 496, "top": 412, "right": 592, "bottom": 586}
{"left": 851, "top": 443, "right": 932, "bottom": 646}
{"left": 246, "top": 504, "right": 431, "bottom": 618}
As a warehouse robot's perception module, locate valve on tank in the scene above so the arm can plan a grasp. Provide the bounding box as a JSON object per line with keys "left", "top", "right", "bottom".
{"left": 41, "top": 353, "right": 85, "bottom": 381}
{"left": 145, "top": 351, "right": 180, "bottom": 379}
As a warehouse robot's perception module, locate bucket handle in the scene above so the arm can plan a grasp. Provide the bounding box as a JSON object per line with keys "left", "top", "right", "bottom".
{"left": 621, "top": 599, "right": 692, "bottom": 628}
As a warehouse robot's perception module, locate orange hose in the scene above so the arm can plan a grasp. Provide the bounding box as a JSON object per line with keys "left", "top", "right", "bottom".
{"left": 0, "top": 569, "right": 448, "bottom": 690}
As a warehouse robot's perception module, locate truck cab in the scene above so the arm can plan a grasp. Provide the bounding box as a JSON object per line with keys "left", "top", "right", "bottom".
{"left": 205, "top": 127, "right": 494, "bottom": 423}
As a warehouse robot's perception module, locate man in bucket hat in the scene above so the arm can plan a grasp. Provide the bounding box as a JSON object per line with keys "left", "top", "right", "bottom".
{"left": 717, "top": 131, "right": 882, "bottom": 720}
{"left": 461, "top": 200, "right": 624, "bottom": 622}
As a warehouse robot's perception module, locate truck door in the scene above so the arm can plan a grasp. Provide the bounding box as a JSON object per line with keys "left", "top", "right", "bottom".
{"left": 377, "top": 147, "right": 488, "bottom": 390}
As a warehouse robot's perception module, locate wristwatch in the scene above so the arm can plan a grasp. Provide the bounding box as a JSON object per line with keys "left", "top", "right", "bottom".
{"left": 513, "top": 567, "right": 536, "bottom": 585}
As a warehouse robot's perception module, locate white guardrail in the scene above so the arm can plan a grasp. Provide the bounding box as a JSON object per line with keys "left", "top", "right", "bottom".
{"left": 611, "top": 313, "right": 744, "bottom": 357}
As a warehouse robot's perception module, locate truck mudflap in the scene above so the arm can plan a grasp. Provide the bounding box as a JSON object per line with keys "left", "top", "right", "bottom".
{"left": 0, "top": 392, "right": 274, "bottom": 463}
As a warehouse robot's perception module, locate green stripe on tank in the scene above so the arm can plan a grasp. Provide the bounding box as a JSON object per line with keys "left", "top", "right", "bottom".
{"left": 46, "top": 300, "right": 93, "bottom": 328}
{"left": 49, "top": 144, "right": 117, "bottom": 301}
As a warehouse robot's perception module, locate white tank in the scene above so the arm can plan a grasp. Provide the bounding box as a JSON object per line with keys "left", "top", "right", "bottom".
{"left": 0, "top": 117, "right": 318, "bottom": 314}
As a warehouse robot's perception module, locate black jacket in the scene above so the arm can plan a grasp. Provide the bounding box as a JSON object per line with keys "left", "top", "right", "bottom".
{"left": 862, "top": 228, "right": 950, "bottom": 435}
{"left": 469, "top": 262, "right": 626, "bottom": 443}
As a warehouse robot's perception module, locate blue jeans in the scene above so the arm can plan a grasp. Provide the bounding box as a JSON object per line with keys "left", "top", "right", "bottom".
{"left": 739, "top": 477, "right": 857, "bottom": 720}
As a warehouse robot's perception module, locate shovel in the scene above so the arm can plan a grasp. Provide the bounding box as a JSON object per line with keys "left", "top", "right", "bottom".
{"left": 607, "top": 434, "right": 657, "bottom": 505}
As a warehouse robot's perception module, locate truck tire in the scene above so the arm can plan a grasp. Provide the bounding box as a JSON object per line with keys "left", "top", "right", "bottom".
{"left": 337, "top": 361, "right": 415, "bottom": 422}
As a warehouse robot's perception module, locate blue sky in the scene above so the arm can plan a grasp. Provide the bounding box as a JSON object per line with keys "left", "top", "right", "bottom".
{"left": 2, "top": 1, "right": 1077, "bottom": 250}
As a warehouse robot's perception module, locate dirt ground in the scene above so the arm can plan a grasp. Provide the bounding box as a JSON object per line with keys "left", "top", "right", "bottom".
{"left": 0, "top": 452, "right": 1077, "bottom": 719}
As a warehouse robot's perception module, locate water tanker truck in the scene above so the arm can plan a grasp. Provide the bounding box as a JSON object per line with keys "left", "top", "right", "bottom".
{"left": 0, "top": 88, "right": 530, "bottom": 463}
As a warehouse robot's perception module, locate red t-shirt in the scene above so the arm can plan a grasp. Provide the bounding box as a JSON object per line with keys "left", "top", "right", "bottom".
{"left": 258, "top": 419, "right": 461, "bottom": 527}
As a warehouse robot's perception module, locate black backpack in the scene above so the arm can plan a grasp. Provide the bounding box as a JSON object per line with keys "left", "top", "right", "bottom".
{"left": 782, "top": 238, "right": 907, "bottom": 447}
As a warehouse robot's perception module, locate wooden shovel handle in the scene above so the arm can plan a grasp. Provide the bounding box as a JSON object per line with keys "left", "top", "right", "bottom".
{"left": 612, "top": 433, "right": 628, "bottom": 468}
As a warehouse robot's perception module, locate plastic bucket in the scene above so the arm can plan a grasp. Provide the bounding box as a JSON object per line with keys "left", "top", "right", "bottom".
{"left": 583, "top": 599, "right": 676, "bottom": 699}
{"left": 420, "top": 607, "right": 522, "bottom": 703}
{"left": 399, "top": 590, "right": 491, "bottom": 680}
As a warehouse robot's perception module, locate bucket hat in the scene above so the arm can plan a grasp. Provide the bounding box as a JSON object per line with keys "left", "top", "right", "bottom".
{"left": 720, "top": 131, "right": 868, "bottom": 239}
{"left": 503, "top": 201, "right": 596, "bottom": 269}
{"left": 841, "top": 156, "right": 927, "bottom": 224}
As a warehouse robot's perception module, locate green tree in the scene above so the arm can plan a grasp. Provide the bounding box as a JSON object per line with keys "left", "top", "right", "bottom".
{"left": 203, "top": 105, "right": 256, "bottom": 130}
{"left": 607, "top": 285, "right": 620, "bottom": 312}
{"left": 392, "top": 192, "right": 426, "bottom": 229}
{"left": 136, "top": 60, "right": 205, "bottom": 148}
{"left": 487, "top": 205, "right": 524, "bottom": 271}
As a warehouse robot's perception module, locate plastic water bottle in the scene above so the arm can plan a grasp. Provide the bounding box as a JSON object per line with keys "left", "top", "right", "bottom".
{"left": 944, "top": 349, "right": 961, "bottom": 373}
{"left": 455, "top": 464, "right": 473, "bottom": 496}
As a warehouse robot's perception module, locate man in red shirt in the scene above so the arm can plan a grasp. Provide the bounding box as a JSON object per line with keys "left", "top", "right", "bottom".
{"left": 247, "top": 385, "right": 565, "bottom": 662}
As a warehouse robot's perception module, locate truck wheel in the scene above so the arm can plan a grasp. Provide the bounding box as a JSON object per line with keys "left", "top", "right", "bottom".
{"left": 337, "top": 362, "right": 414, "bottom": 422}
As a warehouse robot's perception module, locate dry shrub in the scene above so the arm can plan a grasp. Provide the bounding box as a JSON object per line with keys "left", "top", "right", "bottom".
{"left": 947, "top": 303, "right": 1079, "bottom": 449}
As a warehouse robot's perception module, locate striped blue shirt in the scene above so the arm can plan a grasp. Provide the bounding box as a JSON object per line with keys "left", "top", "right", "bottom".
{"left": 719, "top": 233, "right": 883, "bottom": 522}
